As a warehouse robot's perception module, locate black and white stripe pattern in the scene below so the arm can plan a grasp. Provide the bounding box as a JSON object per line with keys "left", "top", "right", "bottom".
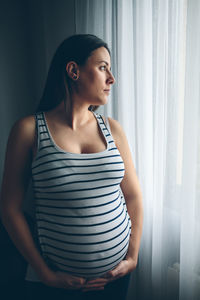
{"left": 32, "top": 111, "right": 131, "bottom": 279}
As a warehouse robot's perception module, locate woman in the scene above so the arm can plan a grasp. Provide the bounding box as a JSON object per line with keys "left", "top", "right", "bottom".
{"left": 0, "top": 34, "right": 143, "bottom": 300}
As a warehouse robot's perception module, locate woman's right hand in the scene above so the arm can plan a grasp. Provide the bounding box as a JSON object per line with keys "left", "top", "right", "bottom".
{"left": 43, "top": 270, "right": 86, "bottom": 290}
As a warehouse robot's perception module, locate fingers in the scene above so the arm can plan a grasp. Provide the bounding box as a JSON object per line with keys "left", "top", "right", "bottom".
{"left": 67, "top": 277, "right": 86, "bottom": 289}
{"left": 103, "top": 260, "right": 129, "bottom": 281}
{"left": 72, "top": 277, "right": 86, "bottom": 286}
{"left": 81, "top": 277, "right": 108, "bottom": 292}
{"left": 81, "top": 283, "right": 106, "bottom": 292}
{"left": 86, "top": 278, "right": 108, "bottom": 284}
{"left": 55, "top": 272, "right": 86, "bottom": 290}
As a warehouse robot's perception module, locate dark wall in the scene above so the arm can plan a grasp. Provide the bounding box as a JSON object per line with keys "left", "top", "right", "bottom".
{"left": 0, "top": 0, "right": 76, "bottom": 213}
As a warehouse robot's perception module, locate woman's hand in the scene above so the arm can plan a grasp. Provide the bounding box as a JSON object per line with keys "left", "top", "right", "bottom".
{"left": 103, "top": 257, "right": 137, "bottom": 281}
{"left": 81, "top": 257, "right": 137, "bottom": 292}
{"left": 43, "top": 270, "right": 86, "bottom": 290}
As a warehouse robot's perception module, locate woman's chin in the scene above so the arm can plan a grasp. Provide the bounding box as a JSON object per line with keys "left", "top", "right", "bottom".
{"left": 92, "top": 98, "right": 108, "bottom": 107}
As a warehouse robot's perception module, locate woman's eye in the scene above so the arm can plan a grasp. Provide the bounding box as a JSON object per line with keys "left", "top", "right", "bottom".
{"left": 100, "top": 65, "right": 106, "bottom": 71}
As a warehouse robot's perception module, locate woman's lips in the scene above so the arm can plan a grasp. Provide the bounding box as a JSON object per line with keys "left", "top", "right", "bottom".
{"left": 104, "top": 89, "right": 110, "bottom": 94}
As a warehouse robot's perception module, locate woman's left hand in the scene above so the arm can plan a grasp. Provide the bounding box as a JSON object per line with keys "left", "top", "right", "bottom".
{"left": 81, "top": 257, "right": 137, "bottom": 292}
{"left": 103, "top": 257, "right": 137, "bottom": 281}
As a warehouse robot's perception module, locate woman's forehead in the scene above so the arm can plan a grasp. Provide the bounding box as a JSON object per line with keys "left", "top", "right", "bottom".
{"left": 88, "top": 47, "right": 111, "bottom": 64}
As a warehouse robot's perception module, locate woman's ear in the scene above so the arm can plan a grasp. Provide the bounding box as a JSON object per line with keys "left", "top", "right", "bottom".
{"left": 66, "top": 61, "right": 79, "bottom": 80}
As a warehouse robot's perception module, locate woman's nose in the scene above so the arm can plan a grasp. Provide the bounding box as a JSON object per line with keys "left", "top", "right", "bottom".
{"left": 107, "top": 71, "right": 115, "bottom": 85}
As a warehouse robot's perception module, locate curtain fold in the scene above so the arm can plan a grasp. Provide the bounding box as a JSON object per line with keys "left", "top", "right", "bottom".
{"left": 179, "top": 1, "right": 200, "bottom": 298}
{"left": 75, "top": 1, "right": 200, "bottom": 299}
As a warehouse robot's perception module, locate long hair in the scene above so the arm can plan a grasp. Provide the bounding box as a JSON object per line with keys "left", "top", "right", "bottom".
{"left": 36, "top": 34, "right": 110, "bottom": 112}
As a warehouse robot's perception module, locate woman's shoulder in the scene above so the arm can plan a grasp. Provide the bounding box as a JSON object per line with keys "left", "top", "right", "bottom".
{"left": 100, "top": 115, "right": 126, "bottom": 146}
{"left": 101, "top": 115, "right": 124, "bottom": 135}
{"left": 8, "top": 114, "right": 36, "bottom": 148}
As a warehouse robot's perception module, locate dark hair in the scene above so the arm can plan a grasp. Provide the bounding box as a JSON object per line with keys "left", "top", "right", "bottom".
{"left": 36, "top": 34, "right": 110, "bottom": 112}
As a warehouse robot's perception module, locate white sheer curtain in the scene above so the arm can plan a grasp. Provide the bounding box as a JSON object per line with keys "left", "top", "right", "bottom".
{"left": 75, "top": 1, "right": 200, "bottom": 299}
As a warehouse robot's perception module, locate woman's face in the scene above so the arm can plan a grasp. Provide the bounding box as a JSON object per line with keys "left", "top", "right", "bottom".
{"left": 76, "top": 47, "right": 115, "bottom": 106}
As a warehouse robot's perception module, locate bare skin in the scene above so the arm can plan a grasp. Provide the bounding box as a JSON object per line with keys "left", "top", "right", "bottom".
{"left": 0, "top": 47, "right": 143, "bottom": 292}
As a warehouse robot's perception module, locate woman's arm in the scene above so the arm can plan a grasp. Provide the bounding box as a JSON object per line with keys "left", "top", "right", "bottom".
{"left": 0, "top": 117, "right": 85, "bottom": 289}
{"left": 107, "top": 117, "right": 143, "bottom": 278}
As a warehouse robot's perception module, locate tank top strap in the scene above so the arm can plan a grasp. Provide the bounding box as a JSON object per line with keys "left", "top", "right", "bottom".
{"left": 94, "top": 112, "right": 116, "bottom": 151}
{"left": 104, "top": 116, "right": 111, "bottom": 134}
{"left": 34, "top": 112, "right": 52, "bottom": 150}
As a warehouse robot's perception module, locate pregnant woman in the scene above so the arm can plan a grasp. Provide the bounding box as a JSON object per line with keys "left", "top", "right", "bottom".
{"left": 0, "top": 34, "right": 143, "bottom": 300}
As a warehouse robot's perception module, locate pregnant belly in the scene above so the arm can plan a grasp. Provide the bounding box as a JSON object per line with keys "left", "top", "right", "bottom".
{"left": 37, "top": 200, "right": 132, "bottom": 279}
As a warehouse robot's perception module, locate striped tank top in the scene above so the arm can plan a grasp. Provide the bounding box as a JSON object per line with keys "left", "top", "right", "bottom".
{"left": 31, "top": 111, "right": 132, "bottom": 279}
